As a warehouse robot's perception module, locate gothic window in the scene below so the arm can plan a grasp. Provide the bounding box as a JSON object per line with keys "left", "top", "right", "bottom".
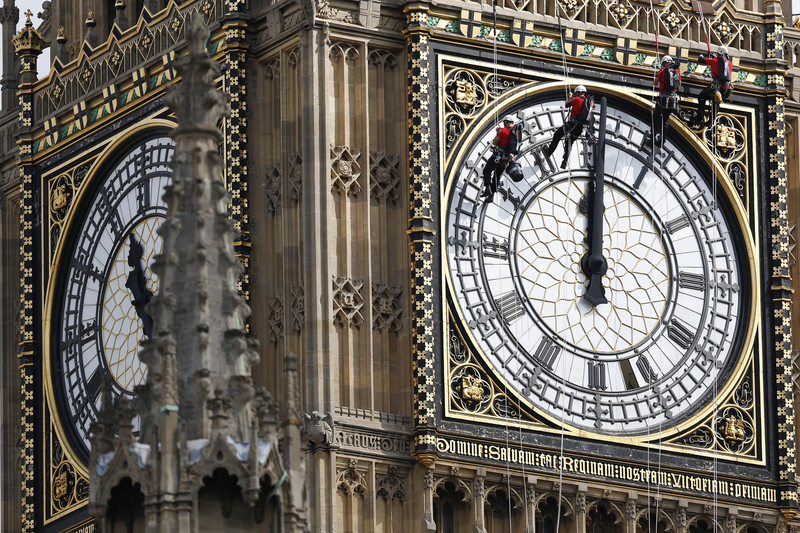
{"left": 690, "top": 518, "right": 718, "bottom": 533}
{"left": 637, "top": 512, "right": 670, "bottom": 533}
{"left": 537, "top": 496, "right": 571, "bottom": 533}
{"left": 588, "top": 503, "right": 622, "bottom": 533}
{"left": 434, "top": 481, "right": 467, "bottom": 533}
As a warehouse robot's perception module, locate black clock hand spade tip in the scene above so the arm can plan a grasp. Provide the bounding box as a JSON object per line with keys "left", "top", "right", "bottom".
{"left": 581, "top": 96, "right": 609, "bottom": 307}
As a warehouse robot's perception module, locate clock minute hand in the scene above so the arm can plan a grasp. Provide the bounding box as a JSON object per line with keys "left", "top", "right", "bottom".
{"left": 581, "top": 96, "right": 609, "bottom": 307}
{"left": 125, "top": 234, "right": 155, "bottom": 338}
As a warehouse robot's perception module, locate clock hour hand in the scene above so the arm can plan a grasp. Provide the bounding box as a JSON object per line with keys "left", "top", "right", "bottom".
{"left": 125, "top": 234, "right": 155, "bottom": 338}
{"left": 581, "top": 97, "right": 609, "bottom": 307}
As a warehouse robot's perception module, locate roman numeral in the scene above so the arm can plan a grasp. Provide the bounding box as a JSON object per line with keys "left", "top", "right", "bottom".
{"left": 636, "top": 355, "right": 659, "bottom": 383}
{"left": 678, "top": 271, "right": 705, "bottom": 291}
{"left": 482, "top": 234, "right": 509, "bottom": 261}
{"left": 70, "top": 256, "right": 103, "bottom": 282}
{"left": 665, "top": 214, "right": 690, "bottom": 234}
{"left": 137, "top": 180, "right": 151, "bottom": 213}
{"left": 532, "top": 337, "right": 560, "bottom": 370}
{"left": 86, "top": 367, "right": 105, "bottom": 402}
{"left": 668, "top": 318, "right": 695, "bottom": 350}
{"left": 588, "top": 361, "right": 607, "bottom": 391}
{"left": 495, "top": 291, "right": 525, "bottom": 324}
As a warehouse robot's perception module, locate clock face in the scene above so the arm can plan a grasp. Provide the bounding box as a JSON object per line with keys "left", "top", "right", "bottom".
{"left": 445, "top": 96, "right": 750, "bottom": 435}
{"left": 55, "top": 136, "right": 174, "bottom": 456}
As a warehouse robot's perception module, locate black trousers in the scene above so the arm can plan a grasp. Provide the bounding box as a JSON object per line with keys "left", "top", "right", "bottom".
{"left": 482, "top": 151, "right": 509, "bottom": 193}
{"left": 697, "top": 82, "right": 731, "bottom": 126}
{"left": 653, "top": 94, "right": 678, "bottom": 140}
{"left": 546, "top": 121, "right": 581, "bottom": 159}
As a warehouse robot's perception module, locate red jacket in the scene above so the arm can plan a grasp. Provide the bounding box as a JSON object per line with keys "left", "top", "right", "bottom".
{"left": 704, "top": 55, "right": 732, "bottom": 87}
{"left": 656, "top": 67, "right": 680, "bottom": 92}
{"left": 568, "top": 95, "right": 585, "bottom": 119}
{"left": 496, "top": 126, "right": 512, "bottom": 147}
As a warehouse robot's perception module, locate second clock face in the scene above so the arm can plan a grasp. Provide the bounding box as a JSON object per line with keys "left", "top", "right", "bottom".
{"left": 56, "top": 136, "right": 174, "bottom": 456}
{"left": 445, "top": 96, "right": 750, "bottom": 435}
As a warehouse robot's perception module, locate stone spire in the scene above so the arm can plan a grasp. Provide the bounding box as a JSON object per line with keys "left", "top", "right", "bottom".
{"left": 89, "top": 15, "right": 303, "bottom": 533}
{"left": 54, "top": 26, "right": 69, "bottom": 66}
{"left": 113, "top": 0, "right": 128, "bottom": 31}
{"left": 83, "top": 10, "right": 98, "bottom": 48}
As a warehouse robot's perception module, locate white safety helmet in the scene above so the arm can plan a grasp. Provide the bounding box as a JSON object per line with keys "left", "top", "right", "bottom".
{"left": 503, "top": 115, "right": 514, "bottom": 123}
{"left": 718, "top": 45, "right": 728, "bottom": 55}
{"left": 574, "top": 85, "right": 586, "bottom": 93}
{"left": 662, "top": 55, "right": 673, "bottom": 64}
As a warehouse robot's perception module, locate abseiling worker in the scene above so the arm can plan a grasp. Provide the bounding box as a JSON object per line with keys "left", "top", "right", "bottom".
{"left": 481, "top": 115, "right": 516, "bottom": 203}
{"left": 694, "top": 45, "right": 733, "bottom": 128}
{"left": 545, "top": 85, "right": 588, "bottom": 169}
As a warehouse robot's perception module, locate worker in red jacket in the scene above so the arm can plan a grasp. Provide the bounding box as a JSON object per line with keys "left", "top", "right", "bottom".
{"left": 545, "top": 85, "right": 590, "bottom": 169}
{"left": 694, "top": 45, "right": 733, "bottom": 128}
{"left": 644, "top": 55, "right": 681, "bottom": 147}
{"left": 481, "top": 115, "right": 516, "bottom": 203}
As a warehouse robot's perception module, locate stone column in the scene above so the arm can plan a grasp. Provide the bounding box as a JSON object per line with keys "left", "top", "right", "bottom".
{"left": 406, "top": 1, "right": 438, "bottom": 470}
{"left": 575, "top": 485, "right": 587, "bottom": 533}
{"left": 764, "top": 0, "right": 798, "bottom": 518}
{"left": 422, "top": 466, "right": 436, "bottom": 531}
{"left": 525, "top": 476, "right": 536, "bottom": 533}
{"left": 0, "top": 0, "right": 19, "bottom": 111}
{"left": 473, "top": 468, "right": 487, "bottom": 533}
{"left": 676, "top": 500, "right": 688, "bottom": 533}
{"left": 625, "top": 494, "right": 638, "bottom": 533}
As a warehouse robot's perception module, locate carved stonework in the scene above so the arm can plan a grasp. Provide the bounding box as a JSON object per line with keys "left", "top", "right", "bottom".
{"left": 626, "top": 499, "right": 636, "bottom": 519}
{"left": 333, "top": 276, "right": 365, "bottom": 328}
{"left": 677, "top": 507, "right": 687, "bottom": 527}
{"left": 376, "top": 466, "right": 406, "bottom": 502}
{"left": 333, "top": 427, "right": 413, "bottom": 457}
{"left": 303, "top": 411, "right": 334, "bottom": 445}
{"left": 372, "top": 283, "right": 402, "bottom": 332}
{"left": 265, "top": 163, "right": 281, "bottom": 215}
{"left": 288, "top": 152, "right": 302, "bottom": 201}
{"left": 330, "top": 41, "right": 360, "bottom": 62}
{"left": 369, "top": 150, "right": 401, "bottom": 204}
{"left": 266, "top": 296, "right": 283, "bottom": 345}
{"left": 291, "top": 284, "right": 305, "bottom": 332}
{"left": 726, "top": 513, "right": 737, "bottom": 533}
{"left": 331, "top": 144, "right": 362, "bottom": 196}
{"left": 337, "top": 464, "right": 368, "bottom": 496}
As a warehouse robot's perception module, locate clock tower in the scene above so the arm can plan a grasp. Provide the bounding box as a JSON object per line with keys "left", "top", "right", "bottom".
{"left": 0, "top": 0, "right": 799, "bottom": 531}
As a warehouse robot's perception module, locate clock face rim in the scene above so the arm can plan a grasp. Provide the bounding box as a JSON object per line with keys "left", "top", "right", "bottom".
{"left": 45, "top": 125, "right": 175, "bottom": 466}
{"left": 442, "top": 83, "right": 758, "bottom": 441}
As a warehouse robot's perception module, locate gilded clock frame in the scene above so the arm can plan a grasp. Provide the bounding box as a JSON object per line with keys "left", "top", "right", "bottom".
{"left": 438, "top": 61, "right": 762, "bottom": 461}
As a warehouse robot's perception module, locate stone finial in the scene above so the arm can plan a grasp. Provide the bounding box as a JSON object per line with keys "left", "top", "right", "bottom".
{"left": 208, "top": 389, "right": 232, "bottom": 435}
{"left": 89, "top": 374, "right": 117, "bottom": 456}
{"left": 164, "top": 16, "right": 228, "bottom": 134}
{"left": 12, "top": 9, "right": 45, "bottom": 54}
{"left": 84, "top": 10, "right": 98, "bottom": 48}
{"left": 114, "top": 397, "right": 138, "bottom": 446}
{"left": 55, "top": 26, "right": 70, "bottom": 65}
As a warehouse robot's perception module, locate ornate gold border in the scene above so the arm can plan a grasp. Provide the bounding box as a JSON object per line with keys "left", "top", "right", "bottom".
{"left": 439, "top": 68, "right": 761, "bottom": 454}
{"left": 40, "top": 118, "right": 176, "bottom": 523}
